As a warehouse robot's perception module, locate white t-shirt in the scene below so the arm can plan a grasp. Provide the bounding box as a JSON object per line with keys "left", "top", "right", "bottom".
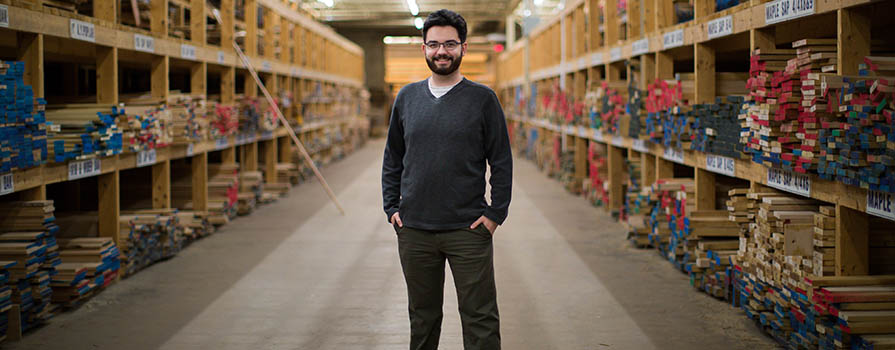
{"left": 428, "top": 77, "right": 461, "bottom": 99}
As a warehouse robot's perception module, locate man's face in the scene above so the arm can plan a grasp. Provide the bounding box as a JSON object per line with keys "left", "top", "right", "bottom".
{"left": 422, "top": 25, "right": 466, "bottom": 76}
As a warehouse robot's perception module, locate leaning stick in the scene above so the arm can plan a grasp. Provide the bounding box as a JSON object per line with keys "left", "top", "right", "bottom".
{"left": 209, "top": 7, "right": 345, "bottom": 215}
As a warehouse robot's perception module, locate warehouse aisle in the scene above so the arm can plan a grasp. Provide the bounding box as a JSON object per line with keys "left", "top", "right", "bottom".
{"left": 9, "top": 139, "right": 778, "bottom": 350}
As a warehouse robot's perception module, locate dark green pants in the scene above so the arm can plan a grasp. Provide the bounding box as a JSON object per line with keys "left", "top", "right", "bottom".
{"left": 394, "top": 224, "right": 501, "bottom": 350}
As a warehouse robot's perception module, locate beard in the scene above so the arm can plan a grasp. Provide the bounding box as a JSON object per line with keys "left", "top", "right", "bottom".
{"left": 426, "top": 53, "right": 463, "bottom": 76}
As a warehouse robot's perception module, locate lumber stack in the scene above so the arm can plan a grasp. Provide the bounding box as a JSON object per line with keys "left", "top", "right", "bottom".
{"left": 644, "top": 78, "right": 692, "bottom": 149}
{"left": 238, "top": 171, "right": 264, "bottom": 214}
{"left": 167, "top": 94, "right": 209, "bottom": 144}
{"left": 1, "top": 61, "right": 48, "bottom": 172}
{"left": 584, "top": 142, "right": 609, "bottom": 208}
{"left": 209, "top": 104, "right": 239, "bottom": 139}
{"left": 54, "top": 237, "right": 121, "bottom": 307}
{"left": 691, "top": 95, "right": 750, "bottom": 158}
{"left": 0, "top": 200, "right": 60, "bottom": 331}
{"left": 646, "top": 178, "right": 694, "bottom": 265}
{"left": 627, "top": 83, "right": 646, "bottom": 138}
{"left": 0, "top": 259, "right": 14, "bottom": 341}
{"left": 119, "top": 102, "right": 171, "bottom": 151}
{"left": 539, "top": 85, "right": 572, "bottom": 126}
{"left": 45, "top": 104, "right": 124, "bottom": 162}
{"left": 117, "top": 211, "right": 182, "bottom": 276}
{"left": 595, "top": 81, "right": 628, "bottom": 135}
{"left": 744, "top": 45, "right": 796, "bottom": 167}
{"left": 559, "top": 151, "right": 578, "bottom": 194}
{"left": 207, "top": 164, "right": 240, "bottom": 223}
{"left": 816, "top": 57, "right": 895, "bottom": 191}
{"left": 623, "top": 154, "right": 651, "bottom": 247}
{"left": 801, "top": 275, "right": 895, "bottom": 350}
{"left": 119, "top": 0, "right": 151, "bottom": 30}
{"left": 237, "top": 96, "right": 278, "bottom": 134}
{"left": 812, "top": 206, "right": 836, "bottom": 278}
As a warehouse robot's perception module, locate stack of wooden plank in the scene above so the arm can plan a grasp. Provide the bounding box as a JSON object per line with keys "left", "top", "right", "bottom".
{"left": 0, "top": 259, "right": 15, "bottom": 342}
{"left": 596, "top": 81, "right": 628, "bottom": 135}
{"left": 623, "top": 153, "right": 650, "bottom": 218}
{"left": 207, "top": 164, "right": 240, "bottom": 223}
{"left": 119, "top": 0, "right": 152, "bottom": 30}
{"left": 559, "top": 151, "right": 578, "bottom": 194}
{"left": 690, "top": 95, "right": 749, "bottom": 158}
{"left": 117, "top": 212, "right": 182, "bottom": 276}
{"left": 816, "top": 57, "right": 895, "bottom": 191}
{"left": 237, "top": 171, "right": 264, "bottom": 215}
{"left": 45, "top": 104, "right": 124, "bottom": 162}
{"left": 175, "top": 211, "right": 215, "bottom": 239}
{"left": 209, "top": 104, "right": 239, "bottom": 139}
{"left": 804, "top": 275, "right": 895, "bottom": 350}
{"left": 812, "top": 206, "right": 836, "bottom": 278}
{"left": 237, "top": 97, "right": 278, "bottom": 134}
{"left": 744, "top": 45, "right": 796, "bottom": 167}
{"left": 54, "top": 238, "right": 121, "bottom": 307}
{"left": 540, "top": 85, "right": 571, "bottom": 126}
{"left": 119, "top": 102, "right": 171, "bottom": 152}
{"left": 626, "top": 83, "right": 646, "bottom": 138}
{"left": 646, "top": 178, "right": 694, "bottom": 264}
{"left": 0, "top": 200, "right": 60, "bottom": 330}
{"left": 167, "top": 94, "right": 209, "bottom": 144}
{"left": 1, "top": 61, "right": 48, "bottom": 172}
{"left": 644, "top": 78, "right": 692, "bottom": 149}
{"left": 584, "top": 142, "right": 609, "bottom": 208}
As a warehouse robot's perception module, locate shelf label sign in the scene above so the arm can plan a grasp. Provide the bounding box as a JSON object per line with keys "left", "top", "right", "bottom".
{"left": 578, "top": 126, "right": 588, "bottom": 138}
{"left": 765, "top": 0, "right": 815, "bottom": 25}
{"left": 262, "top": 61, "right": 272, "bottom": 72}
{"left": 631, "top": 38, "right": 649, "bottom": 56}
{"left": 767, "top": 167, "right": 811, "bottom": 197}
{"left": 705, "top": 154, "right": 735, "bottom": 177}
{"left": 707, "top": 15, "right": 733, "bottom": 40}
{"left": 632, "top": 139, "right": 648, "bottom": 153}
{"left": 591, "top": 52, "right": 603, "bottom": 66}
{"left": 663, "top": 148, "right": 685, "bottom": 164}
{"left": 1, "top": 173, "right": 13, "bottom": 196}
{"left": 181, "top": 44, "right": 197, "bottom": 60}
{"left": 70, "top": 19, "right": 95, "bottom": 42}
{"left": 866, "top": 190, "right": 895, "bottom": 221}
{"left": 134, "top": 34, "right": 154, "bottom": 53}
{"left": 611, "top": 135, "right": 625, "bottom": 147}
{"left": 136, "top": 149, "right": 157, "bottom": 167}
{"left": 68, "top": 158, "right": 102, "bottom": 180}
{"left": 261, "top": 131, "right": 274, "bottom": 140}
{"left": 215, "top": 137, "right": 229, "bottom": 150}
{"left": 593, "top": 130, "right": 604, "bottom": 142}
{"left": 186, "top": 143, "right": 195, "bottom": 156}
{"left": 0, "top": 5, "right": 9, "bottom": 28}
{"left": 663, "top": 29, "right": 684, "bottom": 49}
{"left": 610, "top": 47, "right": 622, "bottom": 62}
{"left": 217, "top": 51, "right": 226, "bottom": 64}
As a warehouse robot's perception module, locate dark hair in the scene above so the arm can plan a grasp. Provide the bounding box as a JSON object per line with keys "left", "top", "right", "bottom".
{"left": 422, "top": 9, "right": 467, "bottom": 44}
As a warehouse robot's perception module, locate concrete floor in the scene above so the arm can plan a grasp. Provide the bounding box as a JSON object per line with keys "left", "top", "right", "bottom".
{"left": 10, "top": 138, "right": 781, "bottom": 350}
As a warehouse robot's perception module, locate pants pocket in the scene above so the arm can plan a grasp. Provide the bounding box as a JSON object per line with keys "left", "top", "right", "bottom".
{"left": 467, "top": 225, "right": 492, "bottom": 239}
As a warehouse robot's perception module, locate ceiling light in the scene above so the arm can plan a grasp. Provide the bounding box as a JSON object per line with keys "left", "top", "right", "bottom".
{"left": 406, "top": 0, "right": 419, "bottom": 16}
{"left": 414, "top": 17, "right": 424, "bottom": 29}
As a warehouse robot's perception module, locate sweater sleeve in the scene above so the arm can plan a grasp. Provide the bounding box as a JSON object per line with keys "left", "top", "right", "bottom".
{"left": 482, "top": 91, "right": 513, "bottom": 225}
{"left": 381, "top": 96, "right": 405, "bottom": 223}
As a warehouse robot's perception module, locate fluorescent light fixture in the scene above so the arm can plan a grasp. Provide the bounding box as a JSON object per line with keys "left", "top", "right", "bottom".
{"left": 533, "top": 0, "right": 543, "bottom": 6}
{"left": 414, "top": 17, "right": 424, "bottom": 29}
{"left": 406, "top": 0, "right": 419, "bottom": 16}
{"left": 316, "top": 0, "right": 333, "bottom": 7}
{"left": 383, "top": 36, "right": 423, "bottom": 45}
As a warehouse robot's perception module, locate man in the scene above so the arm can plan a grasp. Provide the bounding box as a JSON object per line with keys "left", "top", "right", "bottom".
{"left": 381, "top": 9, "right": 512, "bottom": 350}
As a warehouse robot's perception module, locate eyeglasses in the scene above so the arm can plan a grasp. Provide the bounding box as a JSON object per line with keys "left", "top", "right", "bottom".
{"left": 425, "top": 41, "right": 461, "bottom": 51}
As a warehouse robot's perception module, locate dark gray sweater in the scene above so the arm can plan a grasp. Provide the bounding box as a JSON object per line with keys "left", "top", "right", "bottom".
{"left": 381, "top": 78, "right": 513, "bottom": 231}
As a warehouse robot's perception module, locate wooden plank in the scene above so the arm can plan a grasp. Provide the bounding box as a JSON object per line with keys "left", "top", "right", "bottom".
{"left": 222, "top": 66, "right": 235, "bottom": 103}
{"left": 656, "top": 50, "right": 673, "bottom": 80}
{"left": 656, "top": 0, "right": 675, "bottom": 29}
{"left": 152, "top": 160, "right": 171, "bottom": 209}
{"left": 151, "top": 0, "right": 169, "bottom": 37}
{"left": 191, "top": 152, "right": 208, "bottom": 211}
{"left": 627, "top": 0, "right": 641, "bottom": 39}
{"left": 264, "top": 139, "right": 277, "bottom": 183}
{"left": 245, "top": 139, "right": 258, "bottom": 171}
{"left": 575, "top": 137, "right": 587, "bottom": 182}
{"left": 656, "top": 156, "right": 673, "bottom": 182}
{"left": 694, "top": 43, "right": 715, "bottom": 104}
{"left": 6, "top": 305, "right": 21, "bottom": 341}
{"left": 694, "top": 0, "right": 715, "bottom": 20}
{"left": 221, "top": 0, "right": 234, "bottom": 48}
{"left": 191, "top": 62, "right": 207, "bottom": 97}
{"left": 191, "top": 0, "right": 206, "bottom": 45}
{"left": 151, "top": 56, "right": 169, "bottom": 100}
{"left": 245, "top": 0, "right": 257, "bottom": 56}
{"left": 278, "top": 136, "right": 292, "bottom": 164}
{"left": 836, "top": 204, "right": 869, "bottom": 276}
{"left": 837, "top": 7, "right": 870, "bottom": 76}
{"left": 221, "top": 146, "right": 236, "bottom": 164}
{"left": 96, "top": 46, "right": 118, "bottom": 104}
{"left": 16, "top": 32, "right": 44, "bottom": 98}
{"left": 98, "top": 169, "right": 121, "bottom": 247}
{"left": 695, "top": 168, "right": 716, "bottom": 211}
{"left": 608, "top": 144, "right": 624, "bottom": 210}
{"left": 640, "top": 53, "right": 655, "bottom": 90}
{"left": 604, "top": 0, "right": 618, "bottom": 45}
{"left": 94, "top": 0, "right": 116, "bottom": 22}
{"left": 809, "top": 275, "right": 895, "bottom": 288}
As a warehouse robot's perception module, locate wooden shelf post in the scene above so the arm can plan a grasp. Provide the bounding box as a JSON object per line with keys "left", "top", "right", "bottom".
{"left": 152, "top": 160, "right": 171, "bottom": 209}
{"left": 191, "top": 62, "right": 207, "bottom": 97}
{"left": 151, "top": 56, "right": 169, "bottom": 101}
{"left": 694, "top": 43, "right": 715, "bottom": 104}
{"left": 97, "top": 47, "right": 118, "bottom": 104}
{"left": 191, "top": 0, "right": 206, "bottom": 45}
{"left": 98, "top": 170, "right": 121, "bottom": 247}
{"left": 16, "top": 33, "right": 43, "bottom": 98}
{"left": 695, "top": 169, "right": 716, "bottom": 211}
{"left": 835, "top": 204, "right": 869, "bottom": 275}
{"left": 608, "top": 145, "right": 625, "bottom": 211}
{"left": 263, "top": 139, "right": 277, "bottom": 183}
{"left": 151, "top": 0, "right": 169, "bottom": 37}
{"left": 245, "top": 142, "right": 259, "bottom": 171}
{"left": 837, "top": 7, "right": 870, "bottom": 76}
{"left": 191, "top": 152, "right": 208, "bottom": 211}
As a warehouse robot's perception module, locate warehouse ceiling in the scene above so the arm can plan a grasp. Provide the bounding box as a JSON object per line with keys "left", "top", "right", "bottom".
{"left": 298, "top": 0, "right": 545, "bottom": 37}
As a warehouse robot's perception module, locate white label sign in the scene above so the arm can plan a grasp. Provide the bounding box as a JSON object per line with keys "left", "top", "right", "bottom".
{"left": 591, "top": 53, "right": 603, "bottom": 66}
{"left": 186, "top": 143, "right": 195, "bottom": 156}
{"left": 593, "top": 130, "right": 604, "bottom": 142}
{"left": 0, "top": 173, "right": 13, "bottom": 196}
{"left": 0, "top": 5, "right": 9, "bottom": 28}
{"left": 261, "top": 131, "right": 274, "bottom": 140}
{"left": 578, "top": 126, "right": 588, "bottom": 138}
{"left": 134, "top": 34, "right": 155, "bottom": 53}
{"left": 663, "top": 148, "right": 685, "bottom": 164}
{"left": 663, "top": 29, "right": 684, "bottom": 50}
{"left": 765, "top": 0, "right": 815, "bottom": 25}
{"left": 705, "top": 154, "right": 736, "bottom": 177}
{"left": 631, "top": 39, "right": 649, "bottom": 56}
{"left": 215, "top": 137, "right": 229, "bottom": 150}
{"left": 610, "top": 48, "right": 622, "bottom": 62}
{"left": 181, "top": 44, "right": 197, "bottom": 60}
{"left": 611, "top": 135, "right": 625, "bottom": 147}
{"left": 706, "top": 15, "right": 733, "bottom": 40}
{"left": 262, "top": 61, "right": 272, "bottom": 71}
{"left": 766, "top": 168, "right": 811, "bottom": 197}
{"left": 633, "top": 139, "right": 648, "bottom": 153}
{"left": 866, "top": 190, "right": 895, "bottom": 221}
{"left": 217, "top": 51, "right": 226, "bottom": 64}
{"left": 70, "top": 19, "right": 95, "bottom": 42}
{"left": 68, "top": 158, "right": 102, "bottom": 180}
{"left": 136, "top": 149, "right": 157, "bottom": 167}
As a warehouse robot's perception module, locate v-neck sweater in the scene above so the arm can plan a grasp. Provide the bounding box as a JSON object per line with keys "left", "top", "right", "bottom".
{"left": 381, "top": 78, "right": 513, "bottom": 230}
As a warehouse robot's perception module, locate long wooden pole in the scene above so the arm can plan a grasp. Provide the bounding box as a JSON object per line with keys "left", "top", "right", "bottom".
{"left": 210, "top": 7, "right": 345, "bottom": 215}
